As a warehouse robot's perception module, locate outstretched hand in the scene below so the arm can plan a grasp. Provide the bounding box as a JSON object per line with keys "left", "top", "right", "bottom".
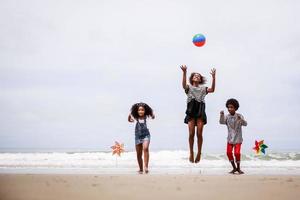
{"left": 180, "top": 65, "right": 187, "bottom": 73}
{"left": 210, "top": 68, "right": 216, "bottom": 78}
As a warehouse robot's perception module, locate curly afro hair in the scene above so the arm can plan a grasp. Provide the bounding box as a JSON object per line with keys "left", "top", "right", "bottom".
{"left": 130, "top": 102, "right": 153, "bottom": 119}
{"left": 226, "top": 98, "right": 240, "bottom": 110}
{"left": 189, "top": 72, "right": 206, "bottom": 85}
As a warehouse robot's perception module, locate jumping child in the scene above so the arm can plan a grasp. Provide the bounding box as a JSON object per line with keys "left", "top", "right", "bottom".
{"left": 180, "top": 65, "right": 216, "bottom": 163}
{"left": 220, "top": 98, "right": 247, "bottom": 174}
{"left": 128, "top": 102, "right": 155, "bottom": 174}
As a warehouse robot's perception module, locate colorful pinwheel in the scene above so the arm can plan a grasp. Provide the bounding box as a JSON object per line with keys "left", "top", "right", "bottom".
{"left": 253, "top": 140, "right": 268, "bottom": 154}
{"left": 111, "top": 141, "right": 125, "bottom": 156}
{"left": 111, "top": 141, "right": 125, "bottom": 167}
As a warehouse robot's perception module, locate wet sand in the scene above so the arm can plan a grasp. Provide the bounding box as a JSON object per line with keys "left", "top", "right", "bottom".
{"left": 0, "top": 174, "right": 299, "bottom": 200}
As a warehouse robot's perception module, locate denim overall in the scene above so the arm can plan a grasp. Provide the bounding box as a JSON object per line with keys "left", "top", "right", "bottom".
{"left": 135, "top": 118, "right": 150, "bottom": 145}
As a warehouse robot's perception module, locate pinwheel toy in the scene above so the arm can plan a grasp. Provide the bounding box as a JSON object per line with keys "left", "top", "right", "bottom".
{"left": 111, "top": 141, "right": 125, "bottom": 167}
{"left": 111, "top": 141, "right": 125, "bottom": 156}
{"left": 253, "top": 140, "right": 268, "bottom": 154}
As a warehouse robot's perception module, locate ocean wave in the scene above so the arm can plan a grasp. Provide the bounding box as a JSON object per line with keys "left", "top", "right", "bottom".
{"left": 0, "top": 151, "right": 300, "bottom": 170}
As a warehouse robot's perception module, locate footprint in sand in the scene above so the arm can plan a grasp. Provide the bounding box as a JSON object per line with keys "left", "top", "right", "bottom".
{"left": 176, "top": 186, "right": 181, "bottom": 191}
{"left": 53, "top": 178, "right": 67, "bottom": 184}
{"left": 286, "top": 178, "right": 293, "bottom": 182}
{"left": 269, "top": 178, "right": 278, "bottom": 181}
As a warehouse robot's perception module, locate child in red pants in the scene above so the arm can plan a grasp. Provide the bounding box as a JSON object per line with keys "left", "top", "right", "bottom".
{"left": 220, "top": 98, "right": 247, "bottom": 174}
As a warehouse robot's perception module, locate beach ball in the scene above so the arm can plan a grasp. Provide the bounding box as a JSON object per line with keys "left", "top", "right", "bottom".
{"left": 193, "top": 34, "right": 206, "bottom": 47}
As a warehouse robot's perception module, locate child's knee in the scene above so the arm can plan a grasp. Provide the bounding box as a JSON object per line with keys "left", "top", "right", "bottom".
{"left": 143, "top": 147, "right": 149, "bottom": 153}
{"left": 189, "top": 133, "right": 195, "bottom": 139}
{"left": 227, "top": 153, "right": 234, "bottom": 161}
{"left": 196, "top": 132, "right": 203, "bottom": 138}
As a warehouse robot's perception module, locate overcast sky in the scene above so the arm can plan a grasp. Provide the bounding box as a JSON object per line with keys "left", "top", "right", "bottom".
{"left": 0, "top": 0, "right": 299, "bottom": 152}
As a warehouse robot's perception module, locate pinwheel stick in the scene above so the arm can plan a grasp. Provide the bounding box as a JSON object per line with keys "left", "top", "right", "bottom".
{"left": 111, "top": 141, "right": 125, "bottom": 168}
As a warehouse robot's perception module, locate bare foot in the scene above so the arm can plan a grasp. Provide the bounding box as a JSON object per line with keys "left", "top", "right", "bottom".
{"left": 145, "top": 168, "right": 149, "bottom": 174}
{"left": 138, "top": 170, "right": 143, "bottom": 174}
{"left": 229, "top": 168, "right": 237, "bottom": 174}
{"left": 189, "top": 152, "right": 194, "bottom": 163}
{"left": 195, "top": 152, "right": 201, "bottom": 163}
{"left": 237, "top": 169, "right": 244, "bottom": 174}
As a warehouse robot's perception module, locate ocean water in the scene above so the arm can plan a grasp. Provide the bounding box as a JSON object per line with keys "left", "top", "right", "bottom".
{"left": 0, "top": 150, "right": 300, "bottom": 175}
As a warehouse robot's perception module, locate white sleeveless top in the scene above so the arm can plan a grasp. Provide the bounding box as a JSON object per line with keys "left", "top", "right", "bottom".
{"left": 185, "top": 85, "right": 207, "bottom": 103}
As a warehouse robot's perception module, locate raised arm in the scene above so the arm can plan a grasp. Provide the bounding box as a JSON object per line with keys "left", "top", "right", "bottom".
{"left": 219, "top": 110, "right": 226, "bottom": 124}
{"left": 180, "top": 65, "right": 188, "bottom": 90}
{"left": 207, "top": 68, "right": 216, "bottom": 93}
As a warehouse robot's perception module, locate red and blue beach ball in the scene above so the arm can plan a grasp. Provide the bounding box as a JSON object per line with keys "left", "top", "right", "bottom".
{"left": 192, "top": 34, "right": 206, "bottom": 47}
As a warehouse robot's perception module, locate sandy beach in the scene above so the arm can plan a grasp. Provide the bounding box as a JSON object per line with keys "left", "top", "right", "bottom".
{"left": 0, "top": 174, "right": 299, "bottom": 200}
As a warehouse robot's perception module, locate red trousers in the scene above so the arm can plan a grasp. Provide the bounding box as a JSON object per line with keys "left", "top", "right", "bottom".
{"left": 227, "top": 143, "right": 242, "bottom": 163}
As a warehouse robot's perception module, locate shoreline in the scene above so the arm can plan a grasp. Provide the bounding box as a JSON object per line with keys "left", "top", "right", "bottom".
{"left": 1, "top": 167, "right": 300, "bottom": 175}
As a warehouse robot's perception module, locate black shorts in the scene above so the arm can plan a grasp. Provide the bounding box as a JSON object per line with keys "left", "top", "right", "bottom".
{"left": 184, "top": 99, "right": 207, "bottom": 125}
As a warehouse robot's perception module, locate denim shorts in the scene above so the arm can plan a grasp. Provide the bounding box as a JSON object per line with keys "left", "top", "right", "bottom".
{"left": 135, "top": 134, "right": 151, "bottom": 145}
